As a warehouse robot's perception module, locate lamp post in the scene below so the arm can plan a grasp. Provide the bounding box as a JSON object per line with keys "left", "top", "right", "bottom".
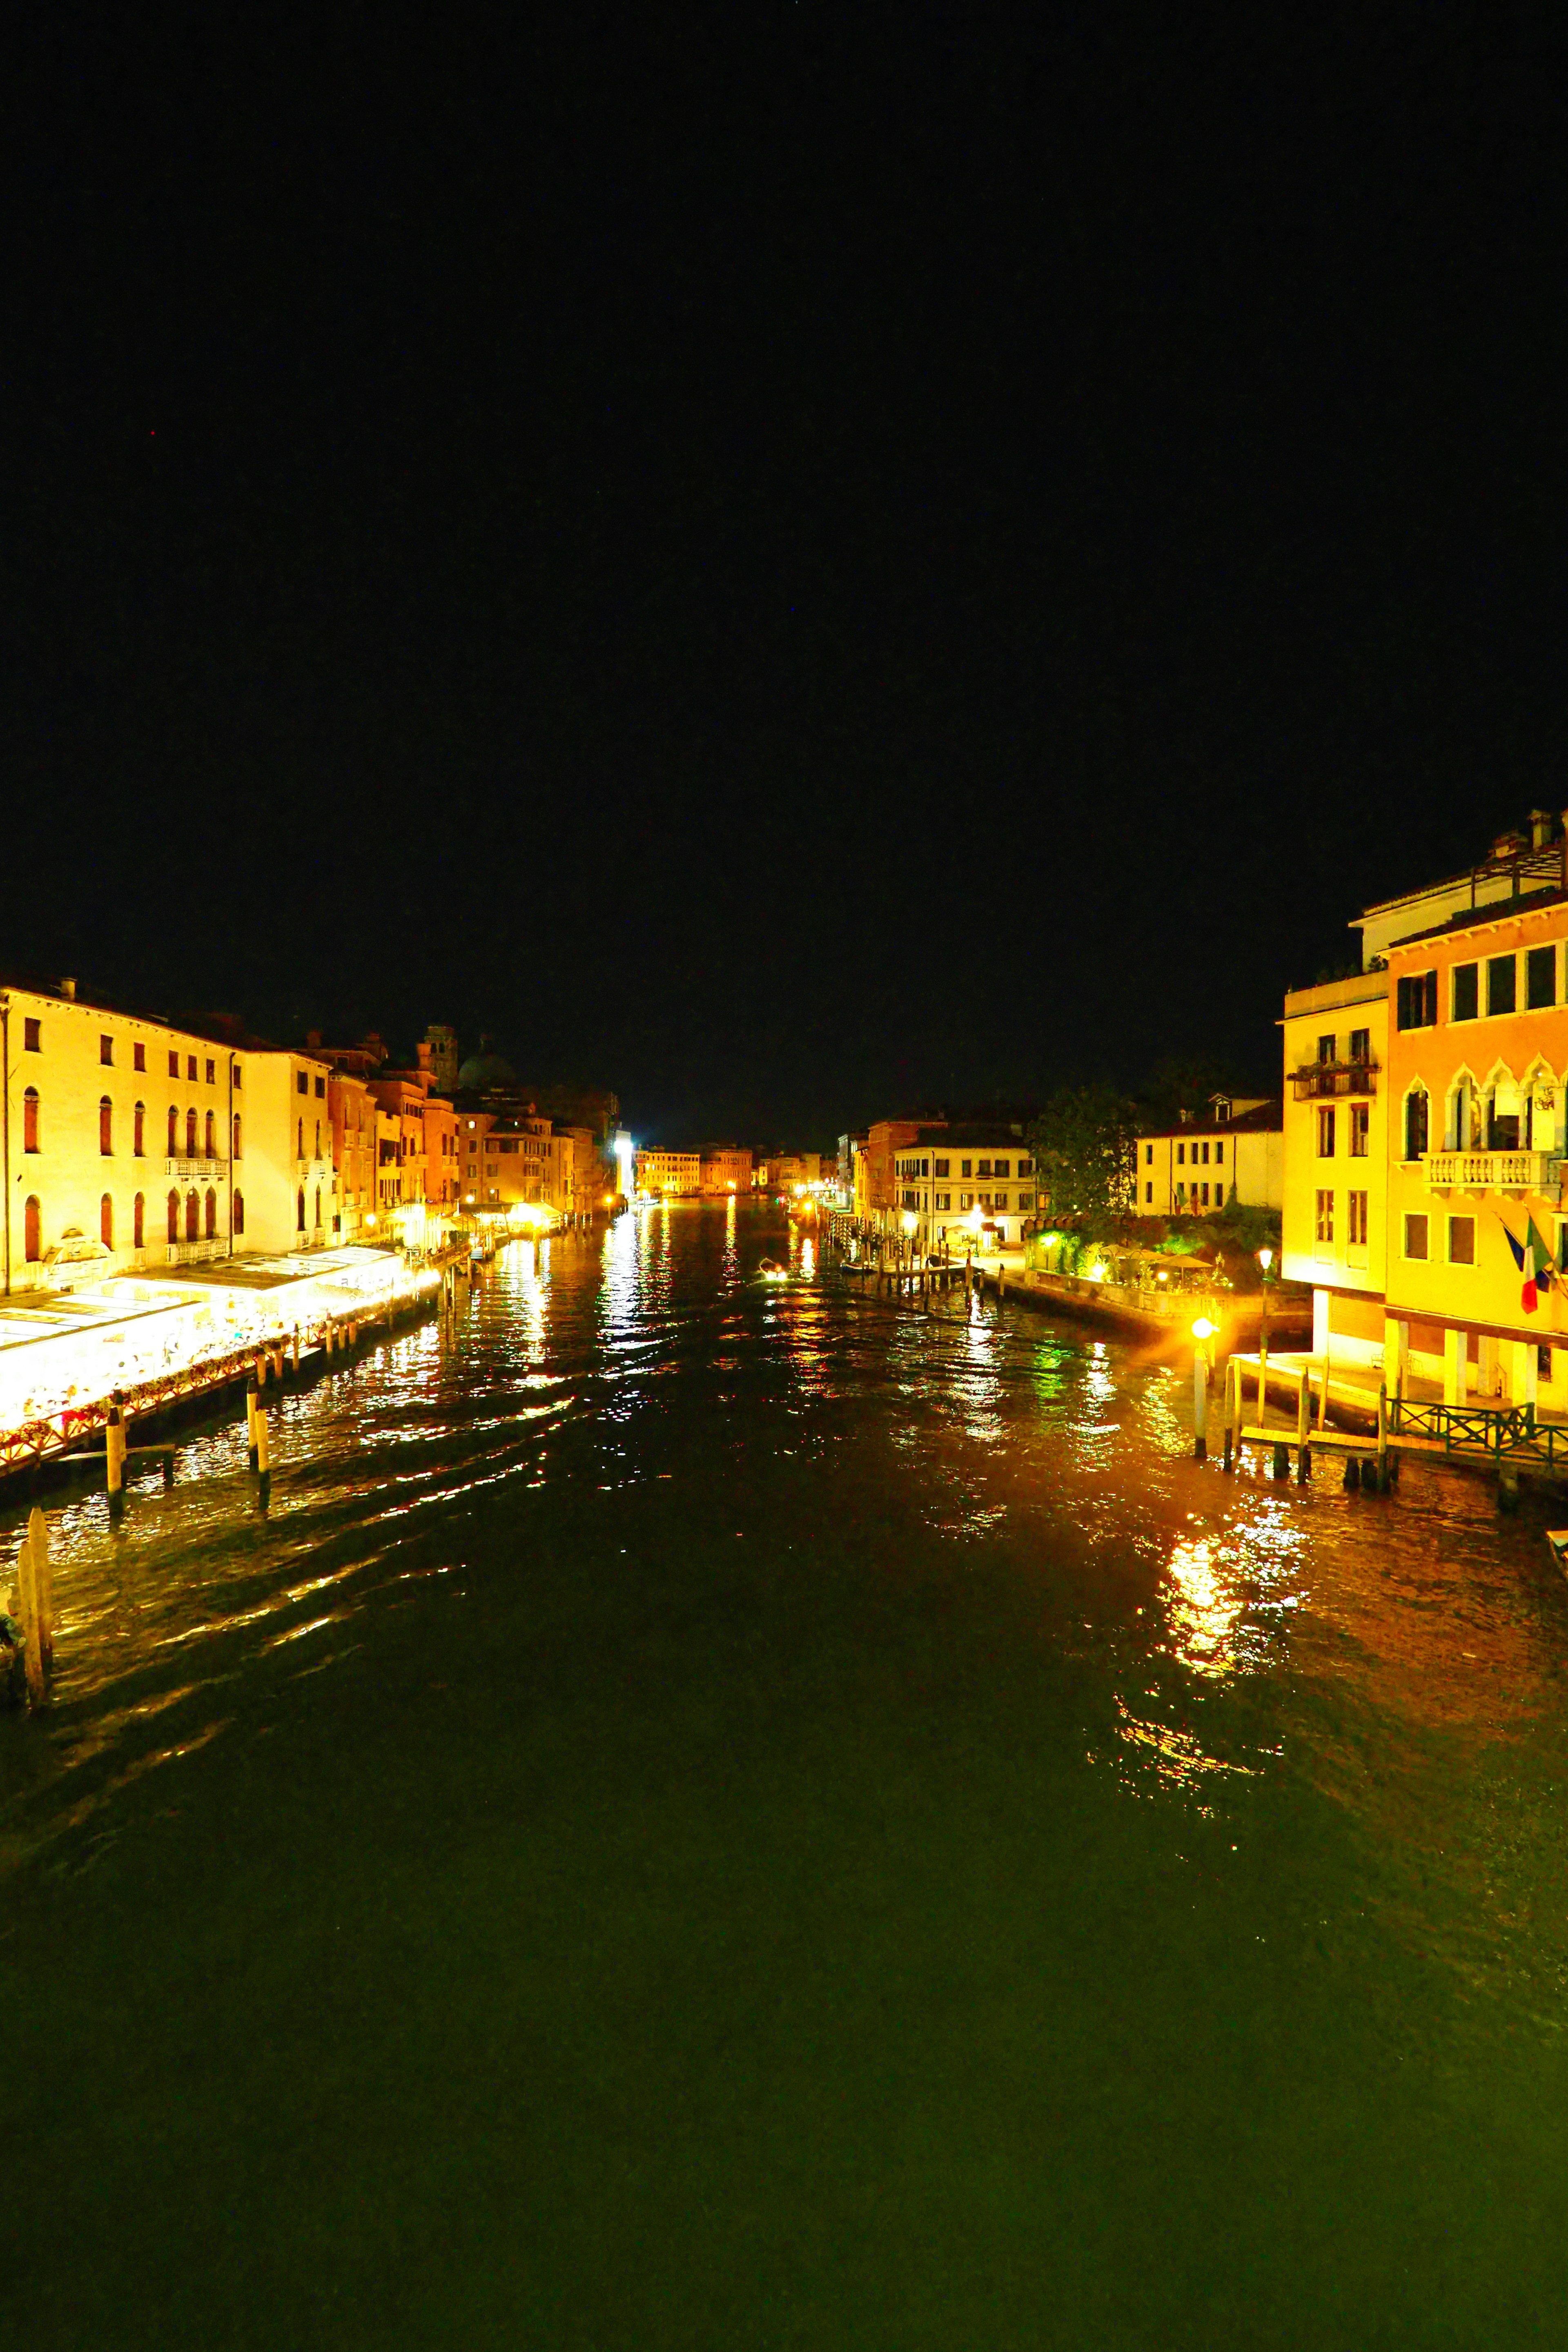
{"left": 1191, "top": 1315, "right": 1216, "bottom": 1460}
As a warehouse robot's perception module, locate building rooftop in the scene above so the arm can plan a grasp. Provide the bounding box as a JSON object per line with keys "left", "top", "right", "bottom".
{"left": 1136, "top": 1099, "right": 1282, "bottom": 1140}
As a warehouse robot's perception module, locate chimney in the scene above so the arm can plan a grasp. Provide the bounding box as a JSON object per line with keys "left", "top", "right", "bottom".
{"left": 59, "top": 977, "right": 76, "bottom": 1000}
{"left": 1531, "top": 808, "right": 1554, "bottom": 850}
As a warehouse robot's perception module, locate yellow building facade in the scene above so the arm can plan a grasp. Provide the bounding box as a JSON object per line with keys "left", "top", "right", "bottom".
{"left": 1279, "top": 974, "right": 1390, "bottom": 1370}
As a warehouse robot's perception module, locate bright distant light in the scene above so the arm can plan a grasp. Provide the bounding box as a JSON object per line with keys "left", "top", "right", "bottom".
{"left": 1191, "top": 1316, "right": 1216, "bottom": 1341}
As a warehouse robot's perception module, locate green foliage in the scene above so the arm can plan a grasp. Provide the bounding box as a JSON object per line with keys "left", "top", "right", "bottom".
{"left": 1027, "top": 1086, "right": 1138, "bottom": 1224}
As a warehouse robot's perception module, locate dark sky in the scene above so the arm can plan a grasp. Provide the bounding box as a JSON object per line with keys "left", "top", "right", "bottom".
{"left": 10, "top": 13, "right": 1564, "bottom": 1145}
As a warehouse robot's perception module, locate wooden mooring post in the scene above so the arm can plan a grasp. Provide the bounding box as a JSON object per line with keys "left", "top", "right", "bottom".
{"left": 1296, "top": 1368, "right": 1311, "bottom": 1483}
{"left": 106, "top": 1391, "right": 127, "bottom": 1519}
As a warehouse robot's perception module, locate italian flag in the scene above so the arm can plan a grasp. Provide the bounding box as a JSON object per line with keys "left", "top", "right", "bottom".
{"left": 1503, "top": 1215, "right": 1557, "bottom": 1314}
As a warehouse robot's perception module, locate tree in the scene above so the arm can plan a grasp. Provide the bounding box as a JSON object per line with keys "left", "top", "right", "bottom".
{"left": 1027, "top": 1085, "right": 1138, "bottom": 1224}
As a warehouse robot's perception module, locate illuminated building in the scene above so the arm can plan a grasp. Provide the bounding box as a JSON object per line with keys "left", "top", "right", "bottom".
{"left": 1134, "top": 1096, "right": 1283, "bottom": 1217}
{"left": 1280, "top": 809, "right": 1568, "bottom": 1411}
{"left": 1279, "top": 977, "right": 1389, "bottom": 1373}
{"left": 635, "top": 1148, "right": 701, "bottom": 1197}
{"left": 0, "top": 978, "right": 334, "bottom": 1290}
{"left": 700, "top": 1146, "right": 753, "bottom": 1194}
{"left": 889, "top": 1122, "right": 1038, "bottom": 1253}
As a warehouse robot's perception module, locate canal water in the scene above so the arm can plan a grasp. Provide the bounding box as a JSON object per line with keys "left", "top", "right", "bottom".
{"left": 4, "top": 1202, "right": 1568, "bottom": 2348}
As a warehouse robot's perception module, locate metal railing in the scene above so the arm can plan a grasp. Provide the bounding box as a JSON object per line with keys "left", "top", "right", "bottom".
{"left": 1290, "top": 1061, "right": 1379, "bottom": 1099}
{"left": 1423, "top": 1150, "right": 1563, "bottom": 1193}
{"left": 1389, "top": 1393, "right": 1568, "bottom": 1471}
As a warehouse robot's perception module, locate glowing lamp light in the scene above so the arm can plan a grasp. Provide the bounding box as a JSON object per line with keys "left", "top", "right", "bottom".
{"left": 902, "top": 1211, "right": 918, "bottom": 1235}
{"left": 1257, "top": 1245, "right": 1274, "bottom": 1272}
{"left": 1191, "top": 1315, "right": 1216, "bottom": 1342}
{"left": 1087, "top": 1261, "right": 1107, "bottom": 1282}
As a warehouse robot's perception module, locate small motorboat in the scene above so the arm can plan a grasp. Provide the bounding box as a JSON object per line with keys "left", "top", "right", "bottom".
{"left": 1547, "top": 1530, "right": 1568, "bottom": 1576}
{"left": 757, "top": 1257, "right": 790, "bottom": 1283}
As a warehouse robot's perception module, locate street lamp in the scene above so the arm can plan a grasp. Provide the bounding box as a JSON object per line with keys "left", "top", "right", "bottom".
{"left": 1191, "top": 1314, "right": 1216, "bottom": 1459}
{"left": 1256, "top": 1245, "right": 1274, "bottom": 1383}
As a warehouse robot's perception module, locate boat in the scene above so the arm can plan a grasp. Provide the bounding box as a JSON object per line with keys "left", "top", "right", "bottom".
{"left": 757, "top": 1258, "right": 790, "bottom": 1283}
{"left": 1547, "top": 1530, "right": 1568, "bottom": 1575}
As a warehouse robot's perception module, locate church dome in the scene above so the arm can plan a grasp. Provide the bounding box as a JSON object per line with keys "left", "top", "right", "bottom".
{"left": 457, "top": 1047, "right": 517, "bottom": 1090}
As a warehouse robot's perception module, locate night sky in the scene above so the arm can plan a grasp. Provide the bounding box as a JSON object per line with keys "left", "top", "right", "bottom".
{"left": 10, "top": 15, "right": 1564, "bottom": 1145}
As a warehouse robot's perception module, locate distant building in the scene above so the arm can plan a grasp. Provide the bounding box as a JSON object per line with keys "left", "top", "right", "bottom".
{"left": 1132, "top": 1096, "right": 1283, "bottom": 1216}
{"left": 701, "top": 1146, "right": 753, "bottom": 1194}
{"left": 637, "top": 1148, "right": 702, "bottom": 1197}
{"left": 889, "top": 1122, "right": 1039, "bottom": 1252}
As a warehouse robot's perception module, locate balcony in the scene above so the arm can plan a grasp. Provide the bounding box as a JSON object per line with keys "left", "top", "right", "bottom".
{"left": 1424, "top": 1151, "right": 1565, "bottom": 1195}
{"left": 1291, "top": 1060, "right": 1379, "bottom": 1100}
{"left": 166, "top": 1238, "right": 224, "bottom": 1265}
{"left": 165, "top": 1156, "right": 228, "bottom": 1181}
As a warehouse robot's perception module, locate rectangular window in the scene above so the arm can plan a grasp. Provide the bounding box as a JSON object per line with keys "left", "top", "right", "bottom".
{"left": 1448, "top": 1215, "right": 1476, "bottom": 1265}
{"left": 1317, "top": 1034, "right": 1336, "bottom": 1063}
{"left": 1201, "top": 1141, "right": 1211, "bottom": 1164}
{"left": 934, "top": 1158, "right": 950, "bottom": 1178}
{"left": 1349, "top": 1103, "right": 1370, "bottom": 1157}
{"left": 960, "top": 1159, "right": 972, "bottom": 1178}
{"left": 1349, "top": 1027, "right": 1371, "bottom": 1062}
{"left": 1396, "top": 971, "right": 1438, "bottom": 1029}
{"left": 1527, "top": 944, "right": 1557, "bottom": 1009}
{"left": 993, "top": 1160, "right": 1009, "bottom": 1178}
{"left": 960, "top": 1192, "right": 971, "bottom": 1209}
{"left": 185, "top": 1056, "right": 196, "bottom": 1081}
{"left": 100, "top": 1034, "right": 113, "bottom": 1065}
{"left": 297, "top": 1072, "right": 309, "bottom": 1094}
{"left": 133, "top": 1042, "right": 146, "bottom": 1071}
{"left": 233, "top": 1065, "right": 242, "bottom": 1089}
{"left": 1317, "top": 1107, "right": 1336, "bottom": 1157}
{"left": 921, "top": 1159, "right": 930, "bottom": 1178}
{"left": 1214, "top": 1141, "right": 1224, "bottom": 1164}
{"left": 1452, "top": 963, "right": 1479, "bottom": 1022}
{"left": 1347, "top": 1190, "right": 1368, "bottom": 1247}
{"left": 1200, "top": 1183, "right": 1210, "bottom": 1206}
{"left": 936, "top": 1193, "right": 950, "bottom": 1211}
{"left": 1315, "top": 1189, "right": 1334, "bottom": 1245}
{"left": 977, "top": 1159, "right": 992, "bottom": 1178}
{"left": 316, "top": 1076, "right": 326, "bottom": 1098}
{"left": 1145, "top": 1145, "right": 1153, "bottom": 1165}
{"left": 1145, "top": 1182, "right": 1153, "bottom": 1203}
{"left": 1404, "top": 1213, "right": 1429, "bottom": 1260}
{"left": 23, "top": 1018, "right": 39, "bottom": 1051}
{"left": 1176, "top": 1182, "right": 1186, "bottom": 1202}
{"left": 168, "top": 1051, "right": 179, "bottom": 1077}
{"left": 1177, "top": 1142, "right": 1185, "bottom": 1164}
{"left": 1487, "top": 955, "right": 1517, "bottom": 1017}
{"left": 1539, "top": 1345, "right": 1552, "bottom": 1382}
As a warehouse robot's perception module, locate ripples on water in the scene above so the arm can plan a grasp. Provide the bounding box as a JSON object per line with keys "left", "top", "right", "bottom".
{"left": 5, "top": 1202, "right": 1568, "bottom": 2344}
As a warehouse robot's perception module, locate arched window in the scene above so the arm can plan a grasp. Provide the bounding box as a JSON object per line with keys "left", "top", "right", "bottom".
{"left": 185, "top": 1190, "right": 199, "bottom": 1242}
{"left": 134, "top": 1101, "right": 145, "bottom": 1157}
{"left": 167, "top": 1191, "right": 179, "bottom": 1243}
{"left": 167, "top": 1105, "right": 177, "bottom": 1154}
{"left": 1405, "top": 1086, "right": 1430, "bottom": 1163}
{"left": 296, "top": 1187, "right": 306, "bottom": 1232}
{"left": 233, "top": 1189, "right": 245, "bottom": 1236}
{"left": 315, "top": 1120, "right": 321, "bottom": 1160}
{"left": 133, "top": 1193, "right": 145, "bottom": 1250}
{"left": 205, "top": 1188, "right": 217, "bottom": 1238}
{"left": 205, "top": 1110, "right": 216, "bottom": 1158}
{"left": 314, "top": 1184, "right": 322, "bottom": 1228}
{"left": 232, "top": 1113, "right": 242, "bottom": 1160}
{"left": 24, "top": 1196, "right": 40, "bottom": 1262}
{"left": 99, "top": 1096, "right": 113, "bottom": 1155}
{"left": 185, "top": 1107, "right": 198, "bottom": 1157}
{"left": 297, "top": 1118, "right": 304, "bottom": 1159}
{"left": 101, "top": 1193, "right": 114, "bottom": 1248}
{"left": 23, "top": 1088, "right": 39, "bottom": 1153}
